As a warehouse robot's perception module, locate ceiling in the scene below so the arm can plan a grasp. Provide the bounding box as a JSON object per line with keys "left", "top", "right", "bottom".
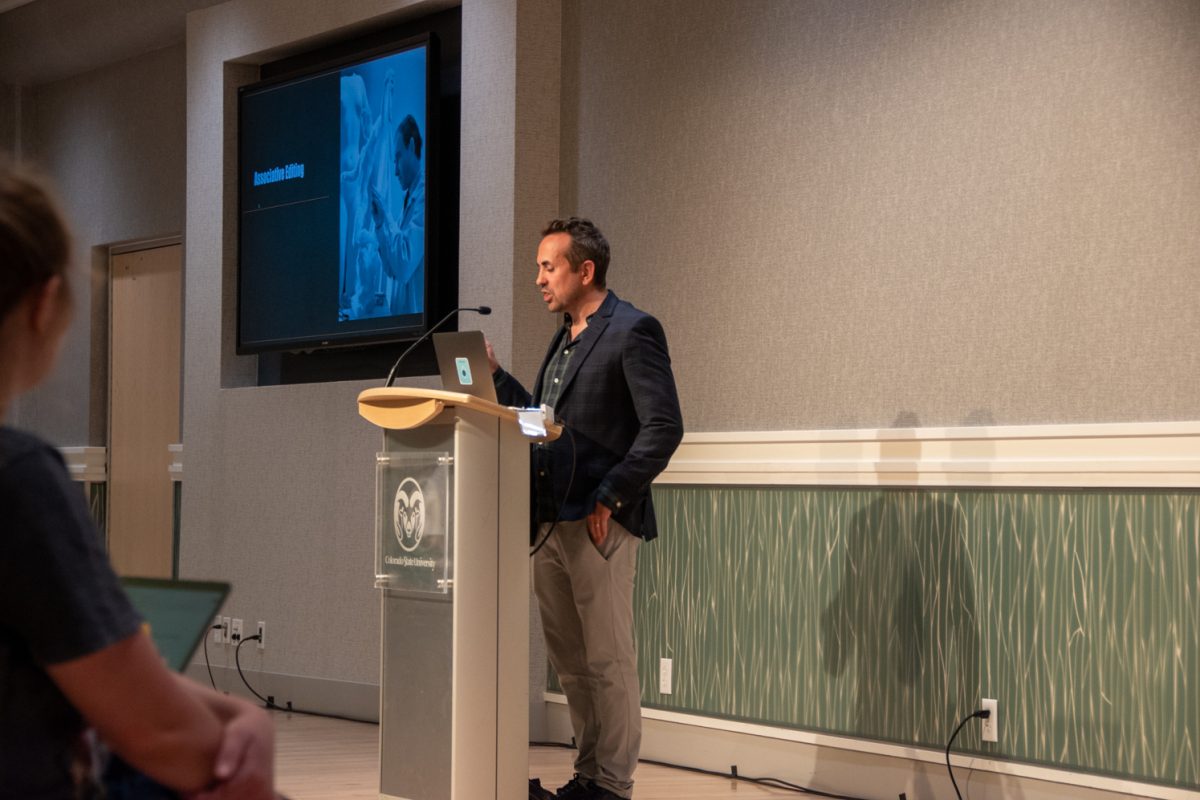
{"left": 0, "top": 0, "right": 226, "bottom": 86}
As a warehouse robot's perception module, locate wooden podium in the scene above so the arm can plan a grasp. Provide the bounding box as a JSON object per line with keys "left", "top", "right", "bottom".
{"left": 358, "top": 388, "right": 556, "bottom": 800}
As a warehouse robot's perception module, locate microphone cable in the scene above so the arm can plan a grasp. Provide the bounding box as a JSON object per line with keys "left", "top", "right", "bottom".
{"left": 529, "top": 425, "right": 576, "bottom": 558}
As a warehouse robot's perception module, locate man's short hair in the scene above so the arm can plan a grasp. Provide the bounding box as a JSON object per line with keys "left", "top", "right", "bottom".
{"left": 395, "top": 115, "right": 423, "bottom": 160}
{"left": 541, "top": 217, "right": 610, "bottom": 288}
{"left": 0, "top": 159, "right": 71, "bottom": 321}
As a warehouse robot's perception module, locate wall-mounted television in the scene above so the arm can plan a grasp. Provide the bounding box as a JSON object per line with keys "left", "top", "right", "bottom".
{"left": 238, "top": 34, "right": 444, "bottom": 354}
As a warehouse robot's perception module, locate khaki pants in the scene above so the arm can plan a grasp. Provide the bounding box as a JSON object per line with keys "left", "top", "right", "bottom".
{"left": 534, "top": 519, "right": 641, "bottom": 799}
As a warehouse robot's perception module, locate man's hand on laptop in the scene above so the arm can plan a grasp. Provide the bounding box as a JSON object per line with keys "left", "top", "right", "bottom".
{"left": 484, "top": 337, "right": 500, "bottom": 374}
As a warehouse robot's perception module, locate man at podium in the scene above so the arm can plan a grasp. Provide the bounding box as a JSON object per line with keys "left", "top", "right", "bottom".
{"left": 488, "top": 217, "right": 683, "bottom": 800}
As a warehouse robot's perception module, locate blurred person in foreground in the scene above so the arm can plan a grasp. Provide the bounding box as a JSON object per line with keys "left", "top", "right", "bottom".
{"left": 0, "top": 158, "right": 276, "bottom": 800}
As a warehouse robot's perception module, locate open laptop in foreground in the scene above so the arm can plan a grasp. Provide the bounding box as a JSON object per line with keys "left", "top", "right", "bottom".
{"left": 120, "top": 577, "right": 230, "bottom": 671}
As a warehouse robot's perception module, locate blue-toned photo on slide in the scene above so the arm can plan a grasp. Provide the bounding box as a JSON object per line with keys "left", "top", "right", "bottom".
{"left": 338, "top": 46, "right": 427, "bottom": 323}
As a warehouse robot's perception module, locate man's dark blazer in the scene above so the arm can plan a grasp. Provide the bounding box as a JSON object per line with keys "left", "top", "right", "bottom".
{"left": 492, "top": 291, "right": 683, "bottom": 541}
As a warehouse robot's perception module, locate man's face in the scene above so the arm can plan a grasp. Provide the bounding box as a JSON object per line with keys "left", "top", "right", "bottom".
{"left": 394, "top": 138, "right": 419, "bottom": 190}
{"left": 536, "top": 232, "right": 589, "bottom": 314}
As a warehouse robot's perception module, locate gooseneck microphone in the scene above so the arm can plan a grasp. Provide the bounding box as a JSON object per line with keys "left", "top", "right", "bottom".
{"left": 384, "top": 305, "right": 492, "bottom": 387}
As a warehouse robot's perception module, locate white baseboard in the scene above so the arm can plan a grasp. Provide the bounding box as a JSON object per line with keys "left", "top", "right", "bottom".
{"left": 543, "top": 693, "right": 1197, "bottom": 800}
{"left": 182, "top": 665, "right": 549, "bottom": 745}
{"left": 183, "top": 663, "right": 380, "bottom": 723}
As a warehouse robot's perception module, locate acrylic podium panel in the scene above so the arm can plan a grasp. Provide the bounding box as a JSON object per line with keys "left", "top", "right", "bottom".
{"left": 376, "top": 452, "right": 453, "bottom": 595}
{"left": 361, "top": 390, "right": 534, "bottom": 800}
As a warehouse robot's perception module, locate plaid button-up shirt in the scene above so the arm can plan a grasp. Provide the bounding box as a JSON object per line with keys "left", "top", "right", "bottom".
{"left": 534, "top": 315, "right": 585, "bottom": 524}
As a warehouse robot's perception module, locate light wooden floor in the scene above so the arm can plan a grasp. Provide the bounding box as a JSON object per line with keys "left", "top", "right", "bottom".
{"left": 274, "top": 711, "right": 795, "bottom": 799}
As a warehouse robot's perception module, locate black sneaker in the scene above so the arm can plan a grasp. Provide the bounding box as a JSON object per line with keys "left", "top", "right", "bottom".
{"left": 555, "top": 774, "right": 593, "bottom": 799}
{"left": 588, "top": 787, "right": 629, "bottom": 800}
{"left": 529, "top": 778, "right": 556, "bottom": 800}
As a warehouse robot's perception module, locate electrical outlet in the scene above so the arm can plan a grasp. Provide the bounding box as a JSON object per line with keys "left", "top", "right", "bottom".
{"left": 212, "top": 616, "right": 223, "bottom": 644}
{"left": 221, "top": 616, "right": 232, "bottom": 645}
{"left": 981, "top": 698, "right": 998, "bottom": 742}
{"left": 659, "top": 657, "right": 673, "bottom": 694}
{"left": 231, "top": 618, "right": 244, "bottom": 644}
{"left": 256, "top": 620, "right": 266, "bottom": 650}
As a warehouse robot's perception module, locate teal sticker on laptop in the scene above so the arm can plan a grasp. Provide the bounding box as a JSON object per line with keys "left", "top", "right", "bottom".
{"left": 432, "top": 331, "right": 497, "bottom": 403}
{"left": 455, "top": 357, "right": 473, "bottom": 386}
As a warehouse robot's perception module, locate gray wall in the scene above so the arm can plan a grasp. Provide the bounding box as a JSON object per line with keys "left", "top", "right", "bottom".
{"left": 181, "top": 0, "right": 561, "bottom": 704}
{"left": 6, "top": 0, "right": 1199, "bottom": 735}
{"left": 2, "top": 0, "right": 562, "bottom": 718}
{"left": 557, "top": 0, "right": 1200, "bottom": 432}
{"left": 4, "top": 44, "right": 186, "bottom": 445}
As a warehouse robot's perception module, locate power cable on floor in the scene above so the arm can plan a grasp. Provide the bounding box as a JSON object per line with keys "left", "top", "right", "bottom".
{"left": 203, "top": 634, "right": 378, "bottom": 726}
{"left": 530, "top": 739, "right": 870, "bottom": 800}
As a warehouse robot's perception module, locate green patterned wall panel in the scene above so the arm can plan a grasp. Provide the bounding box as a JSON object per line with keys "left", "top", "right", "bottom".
{"left": 622, "top": 486, "right": 1198, "bottom": 789}
{"left": 87, "top": 481, "right": 107, "bottom": 544}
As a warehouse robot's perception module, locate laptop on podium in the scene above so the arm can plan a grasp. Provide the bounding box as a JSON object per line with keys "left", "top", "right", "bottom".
{"left": 432, "top": 330, "right": 498, "bottom": 404}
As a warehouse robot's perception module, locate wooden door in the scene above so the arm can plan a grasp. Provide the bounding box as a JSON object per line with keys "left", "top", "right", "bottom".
{"left": 108, "top": 243, "right": 181, "bottom": 578}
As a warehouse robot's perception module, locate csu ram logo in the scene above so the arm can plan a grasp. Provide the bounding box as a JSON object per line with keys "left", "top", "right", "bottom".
{"left": 392, "top": 477, "right": 425, "bottom": 552}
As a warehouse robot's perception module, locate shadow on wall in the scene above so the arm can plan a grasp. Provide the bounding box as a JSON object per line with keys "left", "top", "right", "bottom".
{"left": 813, "top": 489, "right": 982, "bottom": 796}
